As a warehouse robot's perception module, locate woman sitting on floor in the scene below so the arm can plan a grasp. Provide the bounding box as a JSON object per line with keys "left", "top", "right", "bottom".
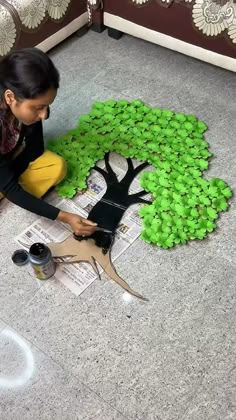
{"left": 0, "top": 48, "right": 96, "bottom": 236}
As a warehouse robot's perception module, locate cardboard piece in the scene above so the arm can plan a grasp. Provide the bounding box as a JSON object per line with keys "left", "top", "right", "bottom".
{"left": 48, "top": 236, "right": 148, "bottom": 301}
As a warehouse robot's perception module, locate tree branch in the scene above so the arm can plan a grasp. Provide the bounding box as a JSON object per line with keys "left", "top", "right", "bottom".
{"left": 104, "top": 153, "right": 118, "bottom": 183}
{"left": 133, "top": 162, "right": 150, "bottom": 176}
{"left": 121, "top": 160, "right": 149, "bottom": 187}
{"left": 129, "top": 190, "right": 148, "bottom": 199}
{"left": 93, "top": 165, "right": 109, "bottom": 182}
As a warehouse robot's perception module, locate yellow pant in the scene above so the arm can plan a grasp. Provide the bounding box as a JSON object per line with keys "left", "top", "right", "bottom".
{"left": 0, "top": 150, "right": 66, "bottom": 199}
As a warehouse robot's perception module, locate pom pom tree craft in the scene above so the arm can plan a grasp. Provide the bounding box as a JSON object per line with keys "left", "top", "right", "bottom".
{"left": 46, "top": 100, "right": 232, "bottom": 300}
{"left": 48, "top": 99, "right": 232, "bottom": 250}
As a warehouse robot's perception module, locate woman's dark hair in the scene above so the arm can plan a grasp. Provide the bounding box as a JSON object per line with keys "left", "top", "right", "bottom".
{"left": 0, "top": 48, "right": 60, "bottom": 101}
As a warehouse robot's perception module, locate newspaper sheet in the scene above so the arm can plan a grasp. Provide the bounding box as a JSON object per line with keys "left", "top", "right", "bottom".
{"left": 15, "top": 161, "right": 150, "bottom": 296}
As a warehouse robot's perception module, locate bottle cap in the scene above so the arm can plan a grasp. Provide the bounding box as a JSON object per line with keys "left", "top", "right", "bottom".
{"left": 12, "top": 249, "right": 29, "bottom": 266}
{"left": 29, "top": 243, "right": 47, "bottom": 259}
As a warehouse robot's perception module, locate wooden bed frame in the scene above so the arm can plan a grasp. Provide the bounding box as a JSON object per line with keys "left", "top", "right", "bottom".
{"left": 0, "top": 0, "right": 88, "bottom": 57}
{"left": 90, "top": 0, "right": 236, "bottom": 72}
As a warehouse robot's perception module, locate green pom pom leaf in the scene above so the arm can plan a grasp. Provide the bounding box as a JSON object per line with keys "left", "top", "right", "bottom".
{"left": 212, "top": 198, "right": 228, "bottom": 211}
{"left": 222, "top": 187, "right": 232, "bottom": 199}
{"left": 175, "top": 113, "right": 186, "bottom": 122}
{"left": 198, "top": 159, "right": 208, "bottom": 170}
{"left": 175, "top": 204, "right": 186, "bottom": 216}
{"left": 198, "top": 121, "right": 208, "bottom": 133}
{"left": 208, "top": 186, "right": 219, "bottom": 197}
{"left": 57, "top": 185, "right": 77, "bottom": 198}
{"left": 184, "top": 122, "right": 194, "bottom": 131}
{"left": 195, "top": 229, "right": 207, "bottom": 239}
{"left": 159, "top": 177, "right": 169, "bottom": 187}
{"left": 207, "top": 207, "right": 218, "bottom": 220}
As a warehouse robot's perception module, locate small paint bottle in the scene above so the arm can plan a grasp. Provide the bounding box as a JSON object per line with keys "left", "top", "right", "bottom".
{"left": 29, "top": 243, "right": 56, "bottom": 280}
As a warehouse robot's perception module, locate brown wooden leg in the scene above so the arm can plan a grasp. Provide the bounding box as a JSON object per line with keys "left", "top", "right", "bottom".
{"left": 90, "top": 8, "right": 106, "bottom": 33}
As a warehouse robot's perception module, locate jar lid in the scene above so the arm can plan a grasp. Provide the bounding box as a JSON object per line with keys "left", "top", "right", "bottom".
{"left": 29, "top": 243, "right": 47, "bottom": 259}
{"left": 12, "top": 249, "right": 29, "bottom": 266}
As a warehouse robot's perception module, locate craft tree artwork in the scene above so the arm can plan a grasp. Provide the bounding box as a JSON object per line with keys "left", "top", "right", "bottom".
{"left": 48, "top": 152, "right": 152, "bottom": 301}
{"left": 131, "top": 0, "right": 236, "bottom": 44}
{"left": 47, "top": 99, "right": 232, "bottom": 299}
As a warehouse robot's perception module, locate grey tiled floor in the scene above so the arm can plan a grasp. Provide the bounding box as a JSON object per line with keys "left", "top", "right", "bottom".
{"left": 0, "top": 31, "right": 235, "bottom": 420}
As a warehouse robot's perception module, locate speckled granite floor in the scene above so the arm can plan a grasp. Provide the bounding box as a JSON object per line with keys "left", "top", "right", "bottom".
{"left": 0, "top": 31, "right": 235, "bottom": 420}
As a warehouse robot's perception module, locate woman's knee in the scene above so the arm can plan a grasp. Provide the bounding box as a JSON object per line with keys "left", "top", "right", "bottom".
{"left": 54, "top": 154, "right": 67, "bottom": 184}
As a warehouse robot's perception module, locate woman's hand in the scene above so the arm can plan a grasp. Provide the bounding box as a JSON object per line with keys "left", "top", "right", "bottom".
{"left": 57, "top": 211, "right": 97, "bottom": 236}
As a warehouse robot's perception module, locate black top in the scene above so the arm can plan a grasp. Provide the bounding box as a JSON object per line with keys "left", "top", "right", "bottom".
{"left": 0, "top": 120, "right": 60, "bottom": 220}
